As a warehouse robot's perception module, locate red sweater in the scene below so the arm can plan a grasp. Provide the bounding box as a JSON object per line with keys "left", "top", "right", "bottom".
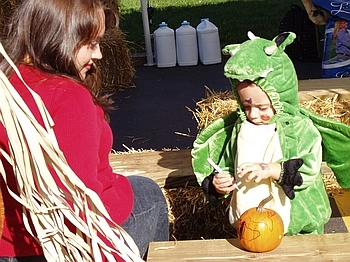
{"left": 0, "top": 65, "right": 133, "bottom": 257}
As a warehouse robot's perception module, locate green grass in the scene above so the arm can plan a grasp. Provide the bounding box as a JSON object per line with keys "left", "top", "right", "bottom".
{"left": 119, "top": 0, "right": 304, "bottom": 53}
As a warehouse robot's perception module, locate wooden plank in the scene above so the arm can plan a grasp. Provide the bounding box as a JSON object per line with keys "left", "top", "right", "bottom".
{"left": 147, "top": 233, "right": 350, "bottom": 261}
{"left": 109, "top": 149, "right": 197, "bottom": 188}
{"left": 298, "top": 78, "right": 350, "bottom": 102}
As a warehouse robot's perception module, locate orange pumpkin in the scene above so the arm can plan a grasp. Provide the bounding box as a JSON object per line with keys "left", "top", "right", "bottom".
{"left": 237, "top": 194, "right": 284, "bottom": 253}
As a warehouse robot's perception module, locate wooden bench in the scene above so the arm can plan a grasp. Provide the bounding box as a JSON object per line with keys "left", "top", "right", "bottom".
{"left": 109, "top": 149, "right": 196, "bottom": 188}
{"left": 147, "top": 233, "right": 350, "bottom": 261}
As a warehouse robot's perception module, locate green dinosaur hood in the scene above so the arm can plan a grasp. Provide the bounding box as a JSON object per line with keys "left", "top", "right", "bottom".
{"left": 222, "top": 32, "right": 299, "bottom": 120}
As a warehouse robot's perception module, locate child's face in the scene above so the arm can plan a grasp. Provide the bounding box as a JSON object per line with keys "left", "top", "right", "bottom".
{"left": 237, "top": 81, "right": 275, "bottom": 125}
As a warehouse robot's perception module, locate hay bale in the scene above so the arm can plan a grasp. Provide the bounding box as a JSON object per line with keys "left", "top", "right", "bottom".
{"left": 190, "top": 87, "right": 350, "bottom": 131}
{"left": 163, "top": 186, "right": 237, "bottom": 240}
{"left": 188, "top": 86, "right": 238, "bottom": 131}
{"left": 301, "top": 94, "right": 350, "bottom": 125}
{"left": 98, "top": 27, "right": 136, "bottom": 92}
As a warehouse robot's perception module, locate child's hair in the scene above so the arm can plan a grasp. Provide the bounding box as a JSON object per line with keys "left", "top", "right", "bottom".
{"left": 333, "top": 19, "right": 347, "bottom": 41}
{"left": 0, "top": 0, "right": 119, "bottom": 111}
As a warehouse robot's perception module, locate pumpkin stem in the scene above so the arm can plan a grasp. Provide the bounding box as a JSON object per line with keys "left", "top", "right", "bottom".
{"left": 257, "top": 194, "right": 273, "bottom": 212}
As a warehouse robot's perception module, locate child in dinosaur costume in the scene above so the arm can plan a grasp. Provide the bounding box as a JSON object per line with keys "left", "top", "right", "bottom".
{"left": 192, "top": 31, "right": 350, "bottom": 235}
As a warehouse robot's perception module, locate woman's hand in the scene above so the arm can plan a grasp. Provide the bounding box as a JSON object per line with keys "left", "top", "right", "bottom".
{"left": 237, "top": 162, "right": 281, "bottom": 183}
{"left": 212, "top": 172, "right": 237, "bottom": 194}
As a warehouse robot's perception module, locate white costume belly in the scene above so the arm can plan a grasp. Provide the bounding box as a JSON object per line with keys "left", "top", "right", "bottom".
{"left": 229, "top": 120, "right": 291, "bottom": 233}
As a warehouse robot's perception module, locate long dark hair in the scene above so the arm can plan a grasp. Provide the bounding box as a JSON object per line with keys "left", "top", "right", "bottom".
{"left": 0, "top": 0, "right": 119, "bottom": 111}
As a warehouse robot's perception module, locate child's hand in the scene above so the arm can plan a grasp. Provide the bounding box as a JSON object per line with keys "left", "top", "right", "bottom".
{"left": 212, "top": 172, "right": 237, "bottom": 194}
{"left": 237, "top": 162, "right": 281, "bottom": 183}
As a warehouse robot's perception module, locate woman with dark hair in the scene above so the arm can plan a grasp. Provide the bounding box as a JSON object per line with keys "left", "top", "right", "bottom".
{"left": 0, "top": 0, "right": 169, "bottom": 261}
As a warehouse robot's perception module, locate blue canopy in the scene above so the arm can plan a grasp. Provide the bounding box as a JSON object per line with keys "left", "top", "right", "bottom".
{"left": 313, "top": 0, "right": 350, "bottom": 20}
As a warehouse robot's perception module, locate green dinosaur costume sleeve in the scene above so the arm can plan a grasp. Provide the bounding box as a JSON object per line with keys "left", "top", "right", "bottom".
{"left": 191, "top": 111, "right": 238, "bottom": 186}
{"left": 300, "top": 107, "right": 350, "bottom": 189}
{"left": 275, "top": 114, "right": 323, "bottom": 189}
{"left": 275, "top": 115, "right": 331, "bottom": 235}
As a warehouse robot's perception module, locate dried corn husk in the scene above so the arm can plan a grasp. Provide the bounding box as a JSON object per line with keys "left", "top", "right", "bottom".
{"left": 0, "top": 43, "right": 143, "bottom": 262}
{"left": 0, "top": 185, "right": 4, "bottom": 239}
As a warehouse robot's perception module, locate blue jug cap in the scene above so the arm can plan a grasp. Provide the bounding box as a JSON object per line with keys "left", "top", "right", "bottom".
{"left": 181, "top": 20, "right": 190, "bottom": 26}
{"left": 201, "top": 18, "right": 209, "bottom": 22}
{"left": 159, "top": 22, "right": 168, "bottom": 27}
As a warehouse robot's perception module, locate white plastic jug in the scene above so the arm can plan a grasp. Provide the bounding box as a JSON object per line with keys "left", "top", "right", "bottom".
{"left": 196, "top": 18, "right": 222, "bottom": 65}
{"left": 153, "top": 22, "right": 176, "bottom": 68}
{"left": 176, "top": 20, "right": 198, "bottom": 66}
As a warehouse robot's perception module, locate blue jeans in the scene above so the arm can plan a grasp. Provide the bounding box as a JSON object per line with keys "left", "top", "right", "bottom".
{"left": 122, "top": 176, "right": 169, "bottom": 258}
